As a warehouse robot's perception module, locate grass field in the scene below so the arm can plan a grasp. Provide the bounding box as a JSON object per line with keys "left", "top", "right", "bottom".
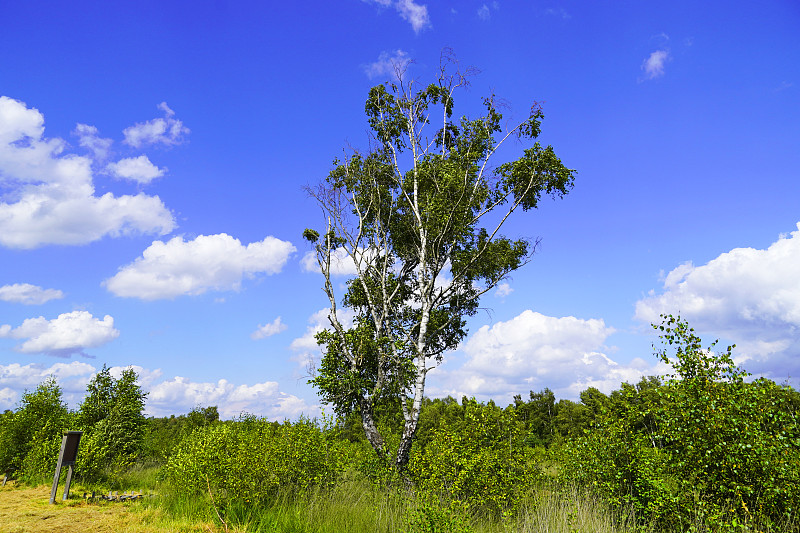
{"left": 0, "top": 478, "right": 639, "bottom": 533}
{"left": 0, "top": 482, "right": 227, "bottom": 533}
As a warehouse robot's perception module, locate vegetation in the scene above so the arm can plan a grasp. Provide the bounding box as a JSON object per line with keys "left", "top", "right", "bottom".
{"left": 303, "top": 53, "right": 576, "bottom": 469}
{"left": 2, "top": 315, "right": 798, "bottom": 532}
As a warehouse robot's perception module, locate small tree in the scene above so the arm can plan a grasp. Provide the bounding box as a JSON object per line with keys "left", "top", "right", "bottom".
{"left": 304, "top": 54, "right": 575, "bottom": 469}
{"left": 77, "top": 366, "right": 148, "bottom": 479}
{"left": 0, "top": 377, "right": 69, "bottom": 479}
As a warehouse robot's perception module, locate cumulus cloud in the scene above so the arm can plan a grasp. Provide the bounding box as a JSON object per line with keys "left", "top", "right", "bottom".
{"left": 0, "top": 96, "right": 175, "bottom": 248}
{"left": 73, "top": 124, "right": 112, "bottom": 160}
{"left": 104, "top": 233, "right": 296, "bottom": 300}
{"left": 494, "top": 282, "right": 513, "bottom": 298}
{"left": 106, "top": 155, "right": 165, "bottom": 184}
{"left": 635, "top": 223, "right": 800, "bottom": 380}
{"left": 290, "top": 308, "right": 355, "bottom": 370}
{"left": 301, "top": 247, "right": 361, "bottom": 276}
{"left": 363, "top": 0, "right": 430, "bottom": 32}
{"left": 123, "top": 102, "right": 189, "bottom": 148}
{"left": 428, "top": 310, "right": 654, "bottom": 403}
{"left": 641, "top": 49, "right": 670, "bottom": 80}
{"left": 0, "top": 283, "right": 64, "bottom": 305}
{"left": 0, "top": 361, "right": 97, "bottom": 409}
{"left": 0, "top": 311, "right": 119, "bottom": 357}
{"left": 251, "top": 316, "right": 288, "bottom": 340}
{"left": 146, "top": 375, "right": 316, "bottom": 419}
{"left": 364, "top": 50, "right": 411, "bottom": 80}
{"left": 0, "top": 361, "right": 315, "bottom": 419}
{"left": 477, "top": 4, "right": 491, "bottom": 20}
{"left": 396, "top": 0, "right": 430, "bottom": 32}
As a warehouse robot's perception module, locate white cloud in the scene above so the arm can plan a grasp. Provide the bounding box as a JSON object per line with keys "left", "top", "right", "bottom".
{"left": 641, "top": 49, "right": 670, "bottom": 80}
{"left": 0, "top": 361, "right": 98, "bottom": 409}
{"left": 0, "top": 388, "right": 15, "bottom": 410}
{"left": 106, "top": 155, "right": 165, "bottom": 184}
{"left": 123, "top": 102, "right": 189, "bottom": 148}
{"left": 364, "top": 50, "right": 410, "bottom": 81}
{"left": 301, "top": 247, "right": 360, "bottom": 276}
{"left": 251, "top": 316, "right": 288, "bottom": 340}
{"left": 494, "top": 282, "right": 513, "bottom": 298}
{"left": 363, "top": 0, "right": 430, "bottom": 32}
{"left": 73, "top": 124, "right": 112, "bottom": 160}
{"left": 635, "top": 223, "right": 800, "bottom": 380}
{"left": 0, "top": 361, "right": 316, "bottom": 419}
{"left": 428, "top": 310, "right": 655, "bottom": 403}
{"left": 290, "top": 308, "right": 355, "bottom": 370}
{"left": 0, "top": 311, "right": 119, "bottom": 357}
{"left": 0, "top": 283, "right": 64, "bottom": 305}
{"left": 477, "top": 4, "right": 491, "bottom": 20}
{"left": 0, "top": 96, "right": 175, "bottom": 249}
{"left": 104, "top": 233, "right": 297, "bottom": 300}
{"left": 146, "top": 375, "right": 316, "bottom": 419}
{"left": 396, "top": 0, "right": 430, "bottom": 32}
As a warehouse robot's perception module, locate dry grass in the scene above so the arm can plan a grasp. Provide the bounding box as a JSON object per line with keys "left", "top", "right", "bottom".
{"left": 0, "top": 482, "right": 226, "bottom": 533}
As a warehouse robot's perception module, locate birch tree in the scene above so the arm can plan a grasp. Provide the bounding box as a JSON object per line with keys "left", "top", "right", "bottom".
{"left": 304, "top": 58, "right": 576, "bottom": 469}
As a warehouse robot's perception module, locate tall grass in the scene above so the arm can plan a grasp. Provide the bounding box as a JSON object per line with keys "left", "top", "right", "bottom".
{"left": 150, "top": 471, "right": 640, "bottom": 533}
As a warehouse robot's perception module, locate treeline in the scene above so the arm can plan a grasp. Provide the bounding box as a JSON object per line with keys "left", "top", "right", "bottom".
{"left": 2, "top": 317, "right": 800, "bottom": 532}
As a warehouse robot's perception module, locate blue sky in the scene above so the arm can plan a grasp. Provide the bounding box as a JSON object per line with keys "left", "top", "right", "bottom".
{"left": 1, "top": 0, "right": 798, "bottom": 419}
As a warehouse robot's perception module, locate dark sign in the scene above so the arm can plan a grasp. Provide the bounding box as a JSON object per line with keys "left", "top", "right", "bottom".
{"left": 50, "top": 431, "right": 83, "bottom": 503}
{"left": 61, "top": 431, "right": 82, "bottom": 465}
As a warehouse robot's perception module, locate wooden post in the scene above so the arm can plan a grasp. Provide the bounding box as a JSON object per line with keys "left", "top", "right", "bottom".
{"left": 49, "top": 431, "right": 82, "bottom": 504}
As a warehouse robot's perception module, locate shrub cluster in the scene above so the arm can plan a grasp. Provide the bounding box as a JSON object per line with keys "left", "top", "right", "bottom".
{"left": 159, "top": 416, "right": 351, "bottom": 505}
{"left": 409, "top": 398, "right": 539, "bottom": 517}
{"left": 559, "top": 315, "right": 800, "bottom": 531}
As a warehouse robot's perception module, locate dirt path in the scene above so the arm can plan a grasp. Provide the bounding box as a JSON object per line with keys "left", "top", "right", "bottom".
{"left": 0, "top": 483, "right": 219, "bottom": 533}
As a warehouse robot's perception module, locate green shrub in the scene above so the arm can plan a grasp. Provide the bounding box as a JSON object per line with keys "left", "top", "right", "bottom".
{"left": 558, "top": 315, "right": 800, "bottom": 531}
{"left": 653, "top": 315, "right": 800, "bottom": 529}
{"left": 76, "top": 366, "right": 148, "bottom": 482}
{"left": 160, "top": 416, "right": 351, "bottom": 505}
{"left": 408, "top": 398, "right": 538, "bottom": 517}
{"left": 557, "top": 400, "right": 679, "bottom": 526}
{"left": 0, "top": 377, "right": 70, "bottom": 481}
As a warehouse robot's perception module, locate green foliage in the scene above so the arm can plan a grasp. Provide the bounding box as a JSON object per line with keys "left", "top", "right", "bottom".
{"left": 142, "top": 406, "right": 222, "bottom": 462}
{"left": 0, "top": 377, "right": 69, "bottom": 480}
{"left": 557, "top": 384, "right": 679, "bottom": 526}
{"left": 160, "top": 416, "right": 352, "bottom": 505}
{"left": 307, "top": 55, "right": 575, "bottom": 468}
{"left": 558, "top": 315, "right": 800, "bottom": 531}
{"left": 407, "top": 500, "right": 475, "bottom": 533}
{"left": 653, "top": 314, "right": 800, "bottom": 529}
{"left": 409, "top": 398, "right": 539, "bottom": 517}
{"left": 76, "top": 366, "right": 148, "bottom": 481}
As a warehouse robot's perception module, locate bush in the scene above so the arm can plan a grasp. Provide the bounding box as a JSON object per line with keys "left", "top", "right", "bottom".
{"left": 557, "top": 391, "right": 679, "bottom": 526}
{"left": 653, "top": 315, "right": 800, "bottom": 529}
{"left": 76, "top": 366, "right": 148, "bottom": 482}
{"left": 558, "top": 315, "right": 800, "bottom": 531}
{"left": 160, "top": 416, "right": 352, "bottom": 505}
{"left": 0, "top": 377, "right": 70, "bottom": 481}
{"left": 408, "top": 398, "right": 539, "bottom": 517}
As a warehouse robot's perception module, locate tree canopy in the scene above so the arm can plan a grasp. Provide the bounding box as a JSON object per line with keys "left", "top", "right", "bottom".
{"left": 304, "top": 55, "right": 576, "bottom": 468}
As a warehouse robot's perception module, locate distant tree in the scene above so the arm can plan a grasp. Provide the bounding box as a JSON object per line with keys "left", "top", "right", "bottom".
{"left": 304, "top": 53, "right": 576, "bottom": 469}
{"left": 186, "top": 405, "right": 220, "bottom": 427}
{"left": 515, "top": 388, "right": 557, "bottom": 447}
{"left": 144, "top": 406, "right": 221, "bottom": 462}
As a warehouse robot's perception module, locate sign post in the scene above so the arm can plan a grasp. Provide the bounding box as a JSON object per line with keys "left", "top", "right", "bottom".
{"left": 50, "top": 431, "right": 82, "bottom": 504}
